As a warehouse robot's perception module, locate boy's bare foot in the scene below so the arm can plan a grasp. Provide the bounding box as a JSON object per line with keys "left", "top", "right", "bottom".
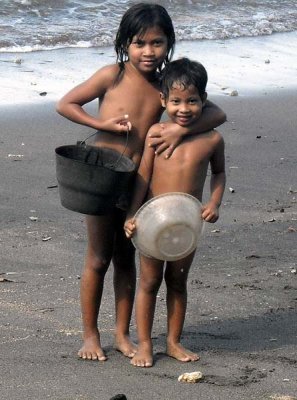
{"left": 78, "top": 332, "right": 107, "bottom": 361}
{"left": 166, "top": 342, "right": 199, "bottom": 362}
{"left": 114, "top": 334, "right": 137, "bottom": 358}
{"left": 130, "top": 342, "right": 153, "bottom": 367}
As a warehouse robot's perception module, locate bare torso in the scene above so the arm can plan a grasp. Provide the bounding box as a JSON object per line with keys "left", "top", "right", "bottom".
{"left": 91, "top": 63, "right": 163, "bottom": 166}
{"left": 147, "top": 128, "right": 222, "bottom": 201}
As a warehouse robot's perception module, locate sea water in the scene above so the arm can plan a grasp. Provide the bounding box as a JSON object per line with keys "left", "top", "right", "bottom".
{"left": 1, "top": 0, "right": 297, "bottom": 51}
{"left": 0, "top": 0, "right": 297, "bottom": 104}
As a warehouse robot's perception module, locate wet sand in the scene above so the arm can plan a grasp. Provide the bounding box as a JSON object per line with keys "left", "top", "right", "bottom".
{"left": 0, "top": 91, "right": 296, "bottom": 399}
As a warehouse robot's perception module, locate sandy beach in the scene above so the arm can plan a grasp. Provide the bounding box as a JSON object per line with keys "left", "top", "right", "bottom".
{"left": 1, "top": 31, "right": 297, "bottom": 105}
{"left": 1, "top": 24, "right": 297, "bottom": 400}
{"left": 0, "top": 82, "right": 296, "bottom": 399}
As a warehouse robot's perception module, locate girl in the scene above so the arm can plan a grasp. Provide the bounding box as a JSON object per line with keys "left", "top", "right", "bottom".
{"left": 56, "top": 3, "right": 225, "bottom": 362}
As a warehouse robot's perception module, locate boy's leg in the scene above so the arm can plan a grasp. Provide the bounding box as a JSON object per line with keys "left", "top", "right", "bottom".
{"left": 112, "top": 209, "right": 137, "bottom": 357}
{"left": 78, "top": 213, "right": 115, "bottom": 361}
{"left": 165, "top": 251, "right": 199, "bottom": 362}
{"left": 131, "top": 255, "right": 164, "bottom": 367}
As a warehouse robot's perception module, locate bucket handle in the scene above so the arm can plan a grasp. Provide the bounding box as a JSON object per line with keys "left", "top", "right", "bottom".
{"left": 77, "top": 127, "right": 130, "bottom": 168}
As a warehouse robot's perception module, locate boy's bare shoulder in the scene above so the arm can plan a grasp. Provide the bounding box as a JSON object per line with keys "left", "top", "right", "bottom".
{"left": 211, "top": 129, "right": 224, "bottom": 143}
{"left": 185, "top": 129, "right": 223, "bottom": 143}
{"left": 182, "top": 130, "right": 224, "bottom": 156}
{"left": 143, "top": 123, "right": 162, "bottom": 146}
{"left": 147, "top": 122, "right": 162, "bottom": 134}
{"left": 144, "top": 122, "right": 163, "bottom": 141}
{"left": 204, "top": 128, "right": 222, "bottom": 138}
{"left": 199, "top": 129, "right": 224, "bottom": 146}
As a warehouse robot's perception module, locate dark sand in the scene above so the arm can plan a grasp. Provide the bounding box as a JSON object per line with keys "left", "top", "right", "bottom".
{"left": 0, "top": 92, "right": 296, "bottom": 400}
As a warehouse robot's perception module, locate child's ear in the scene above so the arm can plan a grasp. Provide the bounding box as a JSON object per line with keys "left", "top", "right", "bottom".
{"left": 160, "top": 92, "right": 166, "bottom": 108}
{"left": 202, "top": 92, "right": 207, "bottom": 106}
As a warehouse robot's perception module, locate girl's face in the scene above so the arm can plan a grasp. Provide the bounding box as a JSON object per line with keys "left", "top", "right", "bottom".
{"left": 161, "top": 84, "right": 207, "bottom": 127}
{"left": 127, "top": 26, "right": 168, "bottom": 75}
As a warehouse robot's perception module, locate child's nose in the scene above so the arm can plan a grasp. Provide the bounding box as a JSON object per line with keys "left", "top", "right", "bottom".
{"left": 180, "top": 103, "right": 189, "bottom": 112}
{"left": 143, "top": 44, "right": 154, "bottom": 56}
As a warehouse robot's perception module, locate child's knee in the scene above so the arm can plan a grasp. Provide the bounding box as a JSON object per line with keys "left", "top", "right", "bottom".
{"left": 85, "top": 253, "right": 110, "bottom": 275}
{"left": 141, "top": 276, "right": 162, "bottom": 294}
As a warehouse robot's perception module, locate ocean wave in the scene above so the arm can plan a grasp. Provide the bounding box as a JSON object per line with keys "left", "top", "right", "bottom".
{"left": 1, "top": 25, "right": 296, "bottom": 53}
{"left": 1, "top": 0, "right": 296, "bottom": 53}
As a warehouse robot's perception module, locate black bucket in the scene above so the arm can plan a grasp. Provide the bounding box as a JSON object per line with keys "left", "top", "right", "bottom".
{"left": 55, "top": 144, "right": 136, "bottom": 215}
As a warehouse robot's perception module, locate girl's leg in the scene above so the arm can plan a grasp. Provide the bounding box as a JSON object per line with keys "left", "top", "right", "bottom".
{"left": 131, "top": 255, "right": 164, "bottom": 367}
{"left": 112, "top": 209, "right": 137, "bottom": 357}
{"left": 78, "top": 213, "right": 115, "bottom": 361}
{"left": 165, "top": 251, "right": 199, "bottom": 362}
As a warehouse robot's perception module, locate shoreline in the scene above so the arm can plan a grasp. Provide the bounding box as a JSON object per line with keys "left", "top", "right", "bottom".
{"left": 0, "top": 31, "right": 296, "bottom": 106}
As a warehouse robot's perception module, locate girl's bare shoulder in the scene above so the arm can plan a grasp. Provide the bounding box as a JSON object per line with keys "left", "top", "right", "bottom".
{"left": 86, "top": 63, "right": 121, "bottom": 88}
{"left": 95, "top": 63, "right": 120, "bottom": 75}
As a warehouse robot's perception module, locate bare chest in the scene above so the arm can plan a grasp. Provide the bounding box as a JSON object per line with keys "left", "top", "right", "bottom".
{"left": 100, "top": 76, "right": 163, "bottom": 134}
{"left": 160, "top": 137, "right": 215, "bottom": 171}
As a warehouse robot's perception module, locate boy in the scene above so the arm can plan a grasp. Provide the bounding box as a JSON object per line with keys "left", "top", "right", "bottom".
{"left": 124, "top": 58, "right": 226, "bottom": 367}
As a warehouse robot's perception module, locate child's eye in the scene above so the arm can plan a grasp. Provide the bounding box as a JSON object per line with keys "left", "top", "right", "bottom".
{"left": 189, "top": 99, "right": 198, "bottom": 104}
{"left": 133, "top": 40, "right": 144, "bottom": 47}
{"left": 153, "top": 40, "right": 164, "bottom": 47}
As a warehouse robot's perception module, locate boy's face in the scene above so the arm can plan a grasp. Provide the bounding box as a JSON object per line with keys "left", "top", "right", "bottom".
{"left": 161, "top": 84, "right": 206, "bottom": 127}
{"left": 127, "top": 26, "right": 168, "bottom": 75}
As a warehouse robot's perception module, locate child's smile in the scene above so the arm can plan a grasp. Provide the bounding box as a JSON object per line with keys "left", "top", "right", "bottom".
{"left": 161, "top": 84, "right": 205, "bottom": 127}
{"left": 128, "top": 26, "right": 168, "bottom": 75}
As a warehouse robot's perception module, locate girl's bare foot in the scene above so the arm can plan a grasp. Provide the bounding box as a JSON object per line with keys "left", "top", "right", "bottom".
{"left": 130, "top": 342, "right": 153, "bottom": 367}
{"left": 166, "top": 342, "right": 199, "bottom": 362}
{"left": 78, "top": 332, "right": 107, "bottom": 361}
{"left": 115, "top": 334, "right": 137, "bottom": 358}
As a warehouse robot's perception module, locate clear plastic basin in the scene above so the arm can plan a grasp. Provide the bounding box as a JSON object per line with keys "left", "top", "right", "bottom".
{"left": 131, "top": 192, "right": 204, "bottom": 261}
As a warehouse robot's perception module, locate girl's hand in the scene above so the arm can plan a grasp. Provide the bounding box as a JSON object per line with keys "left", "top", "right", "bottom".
{"left": 148, "top": 123, "right": 183, "bottom": 158}
{"left": 100, "top": 114, "right": 132, "bottom": 133}
{"left": 201, "top": 202, "right": 219, "bottom": 223}
{"left": 124, "top": 218, "right": 136, "bottom": 238}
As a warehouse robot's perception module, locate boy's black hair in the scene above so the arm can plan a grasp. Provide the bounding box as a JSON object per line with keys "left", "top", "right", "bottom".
{"left": 114, "top": 3, "right": 175, "bottom": 71}
{"left": 161, "top": 58, "right": 208, "bottom": 99}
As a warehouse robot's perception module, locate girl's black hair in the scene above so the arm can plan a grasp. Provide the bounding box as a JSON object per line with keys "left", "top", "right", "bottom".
{"left": 114, "top": 3, "right": 175, "bottom": 71}
{"left": 161, "top": 58, "right": 208, "bottom": 99}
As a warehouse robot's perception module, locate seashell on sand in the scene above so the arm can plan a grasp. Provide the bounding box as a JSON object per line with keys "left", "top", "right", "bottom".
{"left": 178, "top": 371, "right": 203, "bottom": 383}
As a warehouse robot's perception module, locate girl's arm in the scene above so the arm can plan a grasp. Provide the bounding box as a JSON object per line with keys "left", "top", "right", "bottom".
{"left": 124, "top": 128, "right": 156, "bottom": 238}
{"left": 149, "top": 100, "right": 226, "bottom": 158}
{"left": 56, "top": 65, "right": 131, "bottom": 133}
{"left": 201, "top": 135, "right": 226, "bottom": 223}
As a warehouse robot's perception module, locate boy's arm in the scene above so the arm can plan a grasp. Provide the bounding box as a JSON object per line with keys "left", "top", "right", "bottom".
{"left": 56, "top": 65, "right": 131, "bottom": 133}
{"left": 124, "top": 127, "right": 156, "bottom": 238}
{"left": 149, "top": 100, "right": 226, "bottom": 158}
{"left": 202, "top": 134, "right": 226, "bottom": 223}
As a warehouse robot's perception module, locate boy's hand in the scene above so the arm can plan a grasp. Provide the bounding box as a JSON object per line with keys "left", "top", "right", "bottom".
{"left": 101, "top": 114, "right": 132, "bottom": 133}
{"left": 148, "top": 123, "right": 183, "bottom": 158}
{"left": 124, "top": 218, "right": 136, "bottom": 238}
{"left": 201, "top": 202, "right": 219, "bottom": 223}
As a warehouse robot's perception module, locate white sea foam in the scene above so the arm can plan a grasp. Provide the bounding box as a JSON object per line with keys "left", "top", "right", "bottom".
{"left": 0, "top": 32, "right": 296, "bottom": 106}
{"left": 0, "top": 41, "right": 94, "bottom": 53}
